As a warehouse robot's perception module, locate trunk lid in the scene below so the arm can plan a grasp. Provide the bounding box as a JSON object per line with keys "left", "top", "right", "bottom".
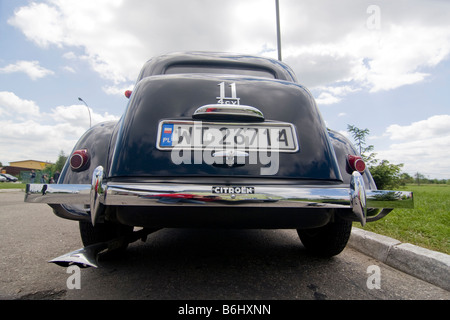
{"left": 109, "top": 75, "right": 342, "bottom": 181}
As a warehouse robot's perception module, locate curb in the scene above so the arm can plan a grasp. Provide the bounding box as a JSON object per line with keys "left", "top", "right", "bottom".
{"left": 349, "top": 227, "right": 450, "bottom": 292}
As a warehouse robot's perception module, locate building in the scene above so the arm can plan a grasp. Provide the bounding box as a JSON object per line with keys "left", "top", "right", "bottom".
{"left": 0, "top": 160, "right": 53, "bottom": 179}
{"left": 8, "top": 160, "right": 53, "bottom": 171}
{"left": 1, "top": 166, "right": 31, "bottom": 176}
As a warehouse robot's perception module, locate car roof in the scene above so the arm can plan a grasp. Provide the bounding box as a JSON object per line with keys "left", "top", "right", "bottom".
{"left": 136, "top": 51, "right": 298, "bottom": 83}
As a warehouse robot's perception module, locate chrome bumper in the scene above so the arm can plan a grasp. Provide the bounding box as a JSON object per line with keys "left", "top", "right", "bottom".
{"left": 25, "top": 167, "right": 413, "bottom": 226}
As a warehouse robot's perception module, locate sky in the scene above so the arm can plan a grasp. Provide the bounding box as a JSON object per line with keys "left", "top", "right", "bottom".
{"left": 0, "top": 0, "right": 449, "bottom": 179}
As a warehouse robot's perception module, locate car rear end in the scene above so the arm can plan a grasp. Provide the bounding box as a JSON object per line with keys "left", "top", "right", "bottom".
{"left": 25, "top": 53, "right": 413, "bottom": 259}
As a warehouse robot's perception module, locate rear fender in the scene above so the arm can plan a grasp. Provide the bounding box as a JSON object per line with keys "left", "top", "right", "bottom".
{"left": 327, "top": 129, "right": 377, "bottom": 189}
{"left": 59, "top": 121, "right": 118, "bottom": 185}
{"left": 53, "top": 121, "right": 118, "bottom": 221}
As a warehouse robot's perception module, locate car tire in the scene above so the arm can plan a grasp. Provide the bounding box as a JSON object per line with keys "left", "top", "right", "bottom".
{"left": 79, "top": 221, "right": 134, "bottom": 249}
{"left": 297, "top": 217, "right": 352, "bottom": 257}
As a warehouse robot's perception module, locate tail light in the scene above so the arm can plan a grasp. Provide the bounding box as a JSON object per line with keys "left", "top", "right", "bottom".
{"left": 347, "top": 155, "right": 366, "bottom": 174}
{"left": 70, "top": 149, "right": 90, "bottom": 171}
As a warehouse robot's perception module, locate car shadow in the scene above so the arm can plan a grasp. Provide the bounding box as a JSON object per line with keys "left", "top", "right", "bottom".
{"left": 65, "top": 228, "right": 344, "bottom": 300}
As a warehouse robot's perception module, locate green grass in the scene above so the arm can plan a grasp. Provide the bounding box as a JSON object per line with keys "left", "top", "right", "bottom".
{"left": 356, "top": 184, "right": 450, "bottom": 254}
{"left": 0, "top": 182, "right": 27, "bottom": 189}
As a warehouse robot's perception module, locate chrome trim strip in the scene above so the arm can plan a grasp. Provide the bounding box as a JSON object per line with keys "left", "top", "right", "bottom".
{"left": 366, "top": 190, "right": 414, "bottom": 209}
{"left": 104, "top": 183, "right": 351, "bottom": 207}
{"left": 25, "top": 182, "right": 413, "bottom": 210}
{"left": 25, "top": 183, "right": 91, "bottom": 204}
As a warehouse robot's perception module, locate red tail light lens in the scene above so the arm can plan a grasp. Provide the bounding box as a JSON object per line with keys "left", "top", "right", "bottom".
{"left": 70, "top": 149, "right": 90, "bottom": 171}
{"left": 347, "top": 155, "right": 366, "bottom": 174}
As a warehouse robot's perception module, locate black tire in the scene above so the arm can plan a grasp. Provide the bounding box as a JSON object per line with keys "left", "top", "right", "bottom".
{"left": 79, "top": 221, "right": 133, "bottom": 248}
{"left": 297, "top": 217, "right": 352, "bottom": 257}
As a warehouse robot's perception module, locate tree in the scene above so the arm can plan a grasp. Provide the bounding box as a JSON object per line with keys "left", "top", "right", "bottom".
{"left": 347, "top": 124, "right": 404, "bottom": 190}
{"left": 54, "top": 150, "right": 68, "bottom": 173}
{"left": 415, "top": 172, "right": 426, "bottom": 185}
{"left": 44, "top": 150, "right": 68, "bottom": 182}
{"left": 347, "top": 124, "right": 376, "bottom": 165}
{"left": 369, "top": 159, "right": 404, "bottom": 190}
{"left": 399, "top": 172, "right": 414, "bottom": 186}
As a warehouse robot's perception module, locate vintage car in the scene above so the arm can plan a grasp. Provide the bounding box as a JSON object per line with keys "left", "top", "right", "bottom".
{"left": 25, "top": 52, "right": 413, "bottom": 267}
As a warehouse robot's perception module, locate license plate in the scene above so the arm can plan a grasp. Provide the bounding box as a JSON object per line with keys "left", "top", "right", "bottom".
{"left": 157, "top": 120, "right": 299, "bottom": 152}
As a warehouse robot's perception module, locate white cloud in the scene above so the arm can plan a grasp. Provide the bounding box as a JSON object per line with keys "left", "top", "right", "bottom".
{"left": 377, "top": 115, "right": 450, "bottom": 178}
{"left": 8, "top": 0, "right": 450, "bottom": 99}
{"left": 314, "top": 85, "right": 360, "bottom": 105}
{"left": 62, "top": 51, "right": 77, "bottom": 60}
{"left": 0, "top": 60, "right": 54, "bottom": 80}
{"left": 50, "top": 104, "right": 119, "bottom": 127}
{"left": 0, "top": 91, "right": 41, "bottom": 118}
{"left": 361, "top": 25, "right": 450, "bottom": 92}
{"left": 0, "top": 91, "right": 119, "bottom": 164}
{"left": 8, "top": 0, "right": 140, "bottom": 83}
{"left": 8, "top": 2, "right": 64, "bottom": 48}
{"left": 386, "top": 115, "right": 450, "bottom": 141}
{"left": 281, "top": 1, "right": 450, "bottom": 99}
{"left": 62, "top": 66, "right": 76, "bottom": 73}
{"left": 0, "top": 119, "right": 82, "bottom": 163}
{"left": 315, "top": 92, "right": 342, "bottom": 105}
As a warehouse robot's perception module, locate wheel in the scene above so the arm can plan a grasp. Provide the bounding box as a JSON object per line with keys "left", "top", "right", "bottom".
{"left": 79, "top": 221, "right": 133, "bottom": 248}
{"left": 297, "top": 217, "right": 352, "bottom": 257}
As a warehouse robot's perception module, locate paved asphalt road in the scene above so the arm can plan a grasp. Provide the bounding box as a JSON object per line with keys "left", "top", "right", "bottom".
{"left": 1, "top": 191, "right": 449, "bottom": 302}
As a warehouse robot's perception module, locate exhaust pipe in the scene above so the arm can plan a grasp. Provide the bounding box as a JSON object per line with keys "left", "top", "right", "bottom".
{"left": 49, "top": 242, "right": 107, "bottom": 268}
{"left": 49, "top": 228, "right": 160, "bottom": 268}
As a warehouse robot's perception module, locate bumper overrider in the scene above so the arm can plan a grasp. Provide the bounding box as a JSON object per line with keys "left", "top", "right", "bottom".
{"left": 25, "top": 166, "right": 413, "bottom": 227}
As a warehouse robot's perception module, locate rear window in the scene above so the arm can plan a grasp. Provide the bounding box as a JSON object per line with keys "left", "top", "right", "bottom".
{"left": 164, "top": 64, "right": 276, "bottom": 79}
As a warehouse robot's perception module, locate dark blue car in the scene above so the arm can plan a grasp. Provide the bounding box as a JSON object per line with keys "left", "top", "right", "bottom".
{"left": 25, "top": 52, "right": 413, "bottom": 267}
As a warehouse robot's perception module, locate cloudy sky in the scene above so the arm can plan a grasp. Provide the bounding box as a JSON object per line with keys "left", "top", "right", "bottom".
{"left": 0, "top": 0, "right": 449, "bottom": 179}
